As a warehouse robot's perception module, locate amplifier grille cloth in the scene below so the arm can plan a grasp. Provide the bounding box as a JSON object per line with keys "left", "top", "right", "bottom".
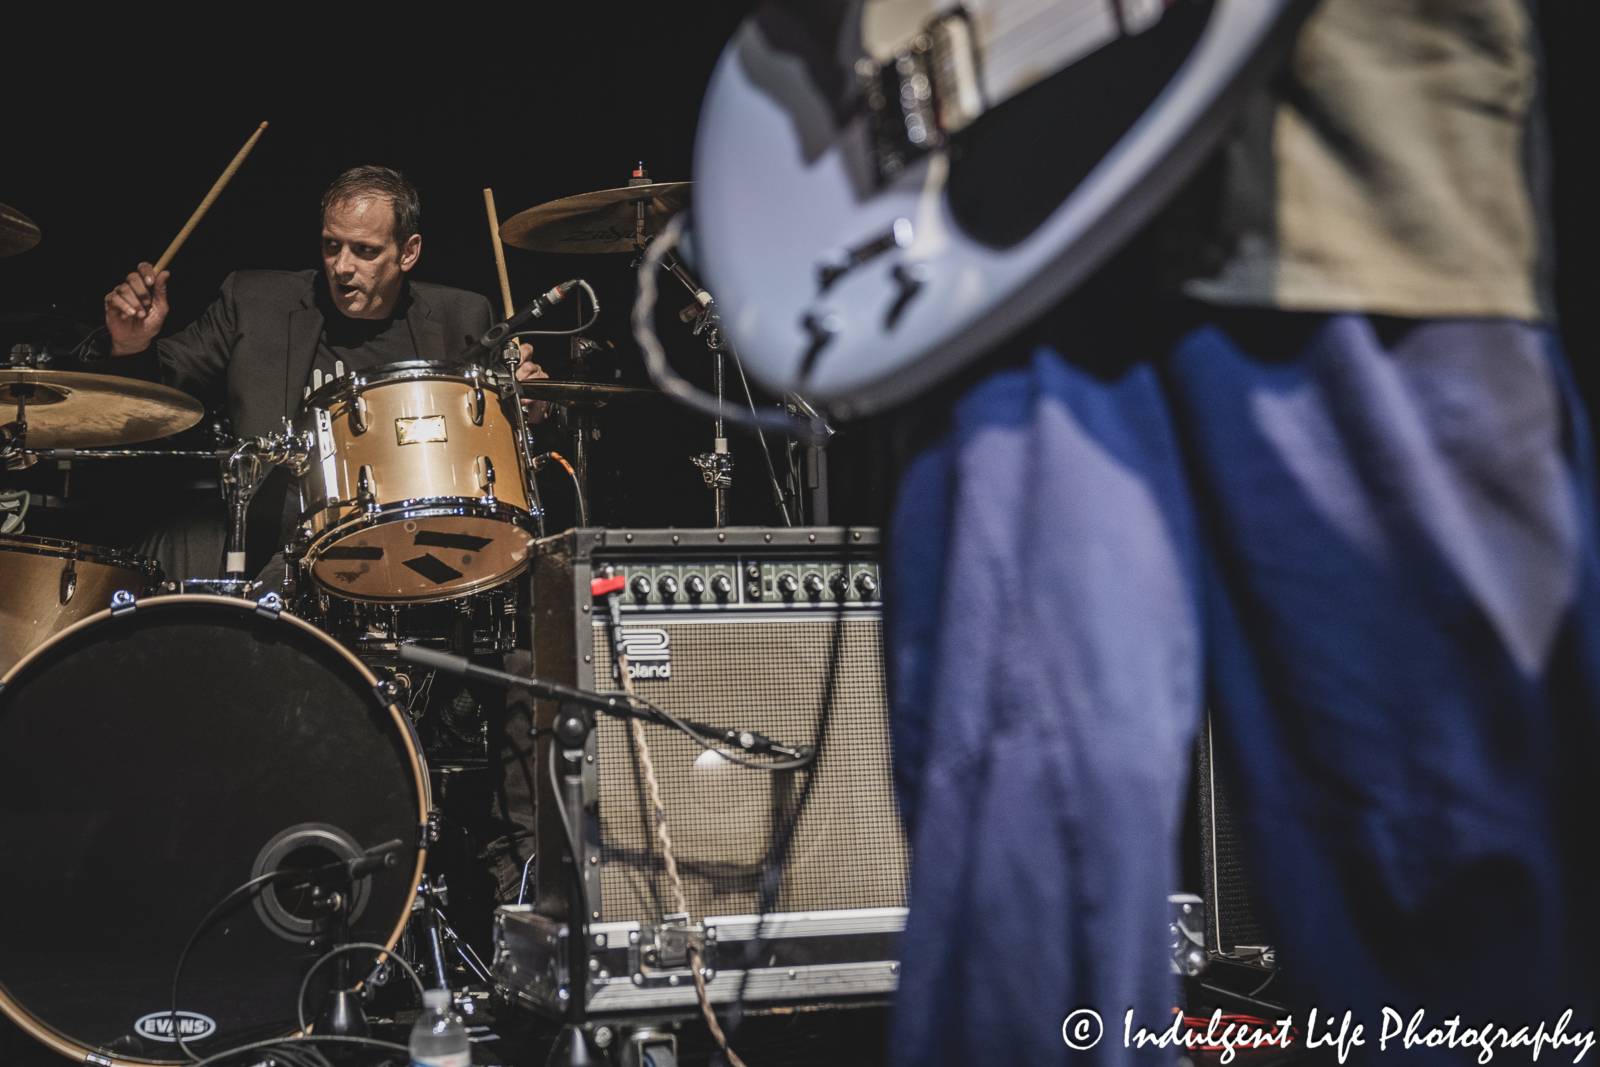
{"left": 591, "top": 616, "right": 908, "bottom": 923}
{"left": 1210, "top": 763, "right": 1269, "bottom": 951}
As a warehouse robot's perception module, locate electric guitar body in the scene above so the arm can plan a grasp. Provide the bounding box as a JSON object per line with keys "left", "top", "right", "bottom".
{"left": 693, "top": 0, "right": 1311, "bottom": 417}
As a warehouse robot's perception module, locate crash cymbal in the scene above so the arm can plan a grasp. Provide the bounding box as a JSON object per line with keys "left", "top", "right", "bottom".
{"left": 500, "top": 182, "right": 690, "bottom": 254}
{"left": 0, "top": 369, "right": 204, "bottom": 448}
{"left": 518, "top": 380, "right": 659, "bottom": 405}
{"left": 0, "top": 203, "right": 40, "bottom": 258}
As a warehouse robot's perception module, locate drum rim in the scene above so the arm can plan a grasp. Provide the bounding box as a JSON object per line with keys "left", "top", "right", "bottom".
{"left": 301, "top": 500, "right": 538, "bottom": 604}
{"left": 300, "top": 494, "right": 540, "bottom": 529}
{"left": 0, "top": 533, "right": 162, "bottom": 577}
{"left": 0, "top": 594, "right": 430, "bottom": 1067}
{"left": 301, "top": 358, "right": 507, "bottom": 409}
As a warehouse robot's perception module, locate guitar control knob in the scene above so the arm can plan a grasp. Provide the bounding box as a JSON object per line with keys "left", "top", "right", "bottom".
{"left": 802, "top": 572, "right": 825, "bottom": 598}
{"left": 685, "top": 574, "right": 706, "bottom": 598}
{"left": 854, "top": 571, "right": 878, "bottom": 598}
{"left": 829, "top": 571, "right": 849, "bottom": 597}
{"left": 657, "top": 575, "right": 678, "bottom": 598}
{"left": 630, "top": 575, "right": 653, "bottom": 598}
{"left": 710, "top": 574, "right": 733, "bottom": 599}
{"left": 777, "top": 573, "right": 799, "bottom": 597}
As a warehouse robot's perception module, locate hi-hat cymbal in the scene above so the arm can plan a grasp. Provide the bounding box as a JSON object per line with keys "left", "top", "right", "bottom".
{"left": 500, "top": 183, "right": 690, "bottom": 254}
{"left": 0, "top": 203, "right": 41, "bottom": 258}
{"left": 518, "top": 380, "right": 659, "bottom": 405}
{"left": 0, "top": 369, "right": 204, "bottom": 447}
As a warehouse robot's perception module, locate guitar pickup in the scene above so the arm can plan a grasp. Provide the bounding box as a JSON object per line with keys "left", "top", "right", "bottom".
{"left": 857, "top": 10, "right": 983, "bottom": 184}
{"left": 817, "top": 218, "right": 914, "bottom": 291}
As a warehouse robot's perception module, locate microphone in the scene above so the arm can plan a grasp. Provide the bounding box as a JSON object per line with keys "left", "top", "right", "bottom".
{"left": 344, "top": 838, "right": 405, "bottom": 880}
{"left": 460, "top": 279, "right": 580, "bottom": 365}
{"left": 398, "top": 646, "right": 811, "bottom": 760}
{"left": 525, "top": 279, "right": 579, "bottom": 320}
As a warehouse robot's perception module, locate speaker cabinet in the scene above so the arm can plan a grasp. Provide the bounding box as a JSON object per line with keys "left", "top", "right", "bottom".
{"left": 527, "top": 526, "right": 907, "bottom": 924}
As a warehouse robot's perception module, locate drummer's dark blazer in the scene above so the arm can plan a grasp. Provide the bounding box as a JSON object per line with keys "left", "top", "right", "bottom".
{"left": 148, "top": 269, "right": 494, "bottom": 439}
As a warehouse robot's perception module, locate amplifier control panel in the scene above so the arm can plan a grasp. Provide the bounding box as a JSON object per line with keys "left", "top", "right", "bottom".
{"left": 600, "top": 558, "right": 881, "bottom": 611}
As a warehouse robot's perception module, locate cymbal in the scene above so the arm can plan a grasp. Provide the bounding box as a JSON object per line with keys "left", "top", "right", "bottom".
{"left": 0, "top": 203, "right": 40, "bottom": 258}
{"left": 518, "top": 380, "right": 659, "bottom": 405}
{"left": 0, "top": 369, "right": 204, "bottom": 448}
{"left": 500, "top": 182, "right": 690, "bottom": 254}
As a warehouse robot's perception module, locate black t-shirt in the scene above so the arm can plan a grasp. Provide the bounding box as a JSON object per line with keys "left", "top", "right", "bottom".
{"left": 257, "top": 297, "right": 420, "bottom": 579}
{"left": 306, "top": 301, "right": 418, "bottom": 393}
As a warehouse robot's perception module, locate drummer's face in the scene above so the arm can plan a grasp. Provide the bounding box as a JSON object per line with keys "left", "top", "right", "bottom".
{"left": 320, "top": 196, "right": 421, "bottom": 320}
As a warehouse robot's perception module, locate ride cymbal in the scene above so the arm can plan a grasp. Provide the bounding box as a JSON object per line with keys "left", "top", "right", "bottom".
{"left": 499, "top": 183, "right": 690, "bottom": 254}
{"left": 1, "top": 369, "right": 204, "bottom": 447}
{"left": 0, "top": 204, "right": 40, "bottom": 258}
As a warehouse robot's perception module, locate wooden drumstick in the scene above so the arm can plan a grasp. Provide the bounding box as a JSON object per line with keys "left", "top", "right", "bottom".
{"left": 483, "top": 188, "right": 515, "bottom": 318}
{"left": 152, "top": 121, "right": 268, "bottom": 275}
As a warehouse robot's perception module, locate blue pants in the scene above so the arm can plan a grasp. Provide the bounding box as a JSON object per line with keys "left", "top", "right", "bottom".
{"left": 887, "top": 313, "right": 1600, "bottom": 1065}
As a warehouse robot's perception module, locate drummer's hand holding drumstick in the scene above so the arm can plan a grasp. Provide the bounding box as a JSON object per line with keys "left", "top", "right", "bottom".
{"left": 103, "top": 262, "right": 170, "bottom": 356}
{"left": 100, "top": 124, "right": 267, "bottom": 358}
{"left": 516, "top": 342, "right": 550, "bottom": 424}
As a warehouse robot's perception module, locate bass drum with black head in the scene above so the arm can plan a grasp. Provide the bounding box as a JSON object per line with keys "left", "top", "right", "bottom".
{"left": 0, "top": 595, "right": 430, "bottom": 1065}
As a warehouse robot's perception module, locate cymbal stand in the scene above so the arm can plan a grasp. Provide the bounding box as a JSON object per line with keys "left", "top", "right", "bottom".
{"left": 221, "top": 426, "right": 312, "bottom": 587}
{"left": 646, "top": 248, "right": 732, "bottom": 526}
{"left": 563, "top": 331, "right": 603, "bottom": 510}
{"left": 496, "top": 341, "right": 548, "bottom": 539}
{"left": 1, "top": 381, "right": 33, "bottom": 471}
{"left": 784, "top": 393, "right": 834, "bottom": 526}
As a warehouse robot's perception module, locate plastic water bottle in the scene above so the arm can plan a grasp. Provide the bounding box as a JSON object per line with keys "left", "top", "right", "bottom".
{"left": 409, "top": 988, "right": 471, "bottom": 1067}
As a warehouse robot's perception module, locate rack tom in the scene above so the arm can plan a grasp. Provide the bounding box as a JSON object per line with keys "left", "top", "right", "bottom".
{"left": 295, "top": 361, "right": 539, "bottom": 603}
{"left": 0, "top": 534, "right": 161, "bottom": 674}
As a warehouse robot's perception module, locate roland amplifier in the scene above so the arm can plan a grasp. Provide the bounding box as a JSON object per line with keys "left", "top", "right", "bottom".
{"left": 494, "top": 527, "right": 909, "bottom": 1017}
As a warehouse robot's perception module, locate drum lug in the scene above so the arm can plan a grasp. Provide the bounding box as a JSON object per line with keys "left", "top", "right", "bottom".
{"left": 477, "top": 455, "right": 496, "bottom": 497}
{"left": 419, "top": 812, "right": 441, "bottom": 849}
{"left": 254, "top": 591, "right": 285, "bottom": 619}
{"left": 357, "top": 465, "right": 379, "bottom": 515}
{"left": 468, "top": 374, "right": 486, "bottom": 426}
{"left": 59, "top": 553, "right": 77, "bottom": 606}
{"left": 109, "top": 589, "right": 138, "bottom": 616}
{"left": 349, "top": 391, "right": 370, "bottom": 435}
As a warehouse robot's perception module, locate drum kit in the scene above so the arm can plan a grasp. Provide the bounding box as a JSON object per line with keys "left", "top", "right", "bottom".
{"left": 0, "top": 173, "right": 816, "bottom": 1063}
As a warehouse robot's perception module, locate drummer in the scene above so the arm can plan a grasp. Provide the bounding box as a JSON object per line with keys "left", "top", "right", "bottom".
{"left": 96, "top": 165, "right": 549, "bottom": 586}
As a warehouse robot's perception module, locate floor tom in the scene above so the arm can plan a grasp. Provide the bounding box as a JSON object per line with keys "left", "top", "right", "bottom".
{"left": 0, "top": 534, "right": 160, "bottom": 674}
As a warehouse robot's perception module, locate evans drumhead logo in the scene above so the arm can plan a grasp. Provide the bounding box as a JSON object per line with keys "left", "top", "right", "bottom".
{"left": 619, "top": 628, "right": 670, "bottom": 680}
{"left": 134, "top": 1011, "right": 218, "bottom": 1043}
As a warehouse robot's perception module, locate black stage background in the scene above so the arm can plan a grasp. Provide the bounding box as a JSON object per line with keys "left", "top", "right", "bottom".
{"left": 0, "top": 2, "right": 1594, "bottom": 1065}
{"left": 1, "top": 1, "right": 1594, "bottom": 549}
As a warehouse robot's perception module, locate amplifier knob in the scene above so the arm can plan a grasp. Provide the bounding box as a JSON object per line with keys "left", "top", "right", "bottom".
{"left": 630, "top": 575, "right": 653, "bottom": 598}
{"left": 776, "top": 573, "right": 799, "bottom": 597}
{"left": 828, "top": 571, "right": 849, "bottom": 597}
{"left": 657, "top": 575, "right": 679, "bottom": 598}
{"left": 854, "top": 571, "right": 878, "bottom": 598}
{"left": 686, "top": 574, "right": 706, "bottom": 598}
{"left": 802, "top": 572, "right": 825, "bottom": 598}
{"left": 711, "top": 574, "right": 733, "bottom": 599}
